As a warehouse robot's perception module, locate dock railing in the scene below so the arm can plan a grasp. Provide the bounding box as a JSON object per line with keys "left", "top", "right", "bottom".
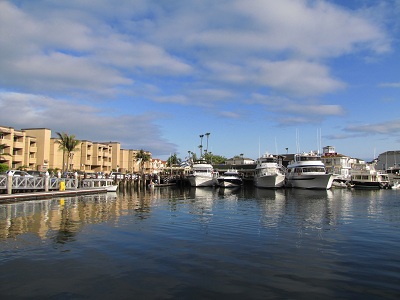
{"left": 0, "top": 172, "right": 78, "bottom": 194}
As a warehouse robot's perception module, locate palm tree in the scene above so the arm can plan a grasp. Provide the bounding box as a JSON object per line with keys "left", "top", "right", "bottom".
{"left": 55, "top": 132, "right": 80, "bottom": 173}
{"left": 135, "top": 149, "right": 151, "bottom": 174}
{"left": 205, "top": 132, "right": 210, "bottom": 153}
{"left": 55, "top": 132, "right": 68, "bottom": 173}
{"left": 167, "top": 153, "right": 181, "bottom": 167}
{"left": 199, "top": 134, "right": 204, "bottom": 157}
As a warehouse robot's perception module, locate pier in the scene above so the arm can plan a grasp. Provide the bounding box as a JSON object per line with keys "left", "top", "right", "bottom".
{"left": 0, "top": 173, "right": 110, "bottom": 202}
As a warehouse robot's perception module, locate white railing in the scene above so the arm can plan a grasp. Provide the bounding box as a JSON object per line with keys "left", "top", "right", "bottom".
{"left": 12, "top": 176, "right": 45, "bottom": 190}
{"left": 0, "top": 174, "right": 78, "bottom": 194}
{"left": 0, "top": 175, "right": 6, "bottom": 189}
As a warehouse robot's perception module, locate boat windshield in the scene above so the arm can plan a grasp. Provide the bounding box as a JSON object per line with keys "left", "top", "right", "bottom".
{"left": 299, "top": 167, "right": 326, "bottom": 173}
{"left": 299, "top": 156, "right": 321, "bottom": 161}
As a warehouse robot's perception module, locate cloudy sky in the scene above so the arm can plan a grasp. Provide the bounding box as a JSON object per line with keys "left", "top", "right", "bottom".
{"left": 1, "top": 0, "right": 399, "bottom": 161}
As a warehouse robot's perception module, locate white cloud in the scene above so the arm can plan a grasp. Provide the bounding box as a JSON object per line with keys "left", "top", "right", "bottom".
{"left": 250, "top": 93, "right": 345, "bottom": 124}
{"left": 0, "top": 0, "right": 395, "bottom": 157}
{"left": 0, "top": 91, "right": 176, "bottom": 155}
{"left": 232, "top": 0, "right": 390, "bottom": 57}
{"left": 346, "top": 120, "right": 400, "bottom": 135}
{"left": 379, "top": 82, "right": 400, "bottom": 88}
{"left": 218, "top": 111, "right": 243, "bottom": 119}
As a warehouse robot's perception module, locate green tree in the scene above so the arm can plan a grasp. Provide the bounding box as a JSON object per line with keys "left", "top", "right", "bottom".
{"left": 204, "top": 152, "right": 226, "bottom": 164}
{"left": 55, "top": 132, "right": 80, "bottom": 173}
{"left": 135, "top": 149, "right": 151, "bottom": 174}
{"left": 167, "top": 153, "right": 181, "bottom": 167}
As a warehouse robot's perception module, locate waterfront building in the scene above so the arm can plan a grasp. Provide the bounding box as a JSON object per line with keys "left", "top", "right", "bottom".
{"left": 225, "top": 156, "right": 255, "bottom": 165}
{"left": 0, "top": 125, "right": 154, "bottom": 174}
{"left": 321, "top": 146, "right": 353, "bottom": 179}
{"left": 0, "top": 126, "right": 39, "bottom": 170}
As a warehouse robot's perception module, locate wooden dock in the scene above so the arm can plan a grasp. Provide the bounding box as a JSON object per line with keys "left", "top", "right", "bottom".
{"left": 0, "top": 188, "right": 108, "bottom": 203}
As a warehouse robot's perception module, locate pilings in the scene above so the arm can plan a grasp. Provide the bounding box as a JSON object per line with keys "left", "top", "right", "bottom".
{"left": 112, "top": 174, "right": 189, "bottom": 191}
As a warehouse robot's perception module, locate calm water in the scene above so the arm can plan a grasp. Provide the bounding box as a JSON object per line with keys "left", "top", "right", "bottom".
{"left": 0, "top": 185, "right": 399, "bottom": 299}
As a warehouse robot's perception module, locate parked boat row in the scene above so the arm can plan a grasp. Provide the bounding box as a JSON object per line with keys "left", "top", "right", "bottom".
{"left": 186, "top": 151, "right": 396, "bottom": 190}
{"left": 187, "top": 152, "right": 333, "bottom": 189}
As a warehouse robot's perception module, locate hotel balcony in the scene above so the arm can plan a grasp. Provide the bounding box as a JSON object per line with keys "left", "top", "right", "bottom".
{"left": 28, "top": 158, "right": 37, "bottom": 164}
{"left": 13, "top": 154, "right": 23, "bottom": 162}
{"left": 1, "top": 139, "right": 13, "bottom": 147}
{"left": 13, "top": 141, "right": 24, "bottom": 149}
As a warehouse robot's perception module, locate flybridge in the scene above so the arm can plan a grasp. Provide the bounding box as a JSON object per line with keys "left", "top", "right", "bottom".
{"left": 295, "top": 153, "right": 322, "bottom": 162}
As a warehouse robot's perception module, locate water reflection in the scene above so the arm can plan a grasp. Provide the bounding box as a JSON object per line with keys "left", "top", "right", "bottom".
{"left": 0, "top": 194, "right": 119, "bottom": 240}
{"left": 0, "top": 187, "right": 397, "bottom": 245}
{"left": 255, "top": 188, "right": 287, "bottom": 228}
{"left": 0, "top": 186, "right": 399, "bottom": 299}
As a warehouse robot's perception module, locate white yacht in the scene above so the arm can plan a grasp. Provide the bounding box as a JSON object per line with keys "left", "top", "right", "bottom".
{"left": 254, "top": 153, "right": 286, "bottom": 188}
{"left": 285, "top": 152, "right": 333, "bottom": 189}
{"left": 350, "top": 163, "right": 390, "bottom": 189}
{"left": 187, "top": 160, "right": 218, "bottom": 187}
{"left": 217, "top": 169, "right": 243, "bottom": 187}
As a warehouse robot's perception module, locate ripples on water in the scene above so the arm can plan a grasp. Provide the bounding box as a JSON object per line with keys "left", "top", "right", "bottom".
{"left": 0, "top": 186, "right": 399, "bottom": 299}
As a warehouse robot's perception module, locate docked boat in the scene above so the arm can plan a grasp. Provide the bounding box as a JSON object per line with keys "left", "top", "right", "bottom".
{"left": 217, "top": 169, "right": 243, "bottom": 187}
{"left": 386, "top": 167, "right": 400, "bottom": 185}
{"left": 187, "top": 159, "right": 218, "bottom": 187}
{"left": 391, "top": 181, "right": 400, "bottom": 189}
{"left": 350, "top": 164, "right": 390, "bottom": 189}
{"left": 254, "top": 153, "right": 286, "bottom": 188}
{"left": 82, "top": 178, "right": 118, "bottom": 192}
{"left": 285, "top": 152, "right": 333, "bottom": 189}
{"left": 331, "top": 175, "right": 351, "bottom": 188}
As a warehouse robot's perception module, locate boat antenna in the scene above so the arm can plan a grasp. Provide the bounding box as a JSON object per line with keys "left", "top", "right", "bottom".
{"left": 317, "top": 128, "right": 322, "bottom": 154}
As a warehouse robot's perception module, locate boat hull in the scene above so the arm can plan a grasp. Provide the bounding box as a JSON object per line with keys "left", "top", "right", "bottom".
{"left": 188, "top": 175, "right": 217, "bottom": 187}
{"left": 351, "top": 181, "right": 390, "bottom": 189}
{"left": 286, "top": 173, "right": 333, "bottom": 189}
{"left": 254, "top": 174, "right": 285, "bottom": 188}
{"left": 217, "top": 178, "right": 243, "bottom": 187}
{"left": 106, "top": 185, "right": 118, "bottom": 192}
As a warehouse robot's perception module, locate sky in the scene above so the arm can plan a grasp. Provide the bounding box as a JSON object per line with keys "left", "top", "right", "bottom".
{"left": 1, "top": 0, "right": 400, "bottom": 162}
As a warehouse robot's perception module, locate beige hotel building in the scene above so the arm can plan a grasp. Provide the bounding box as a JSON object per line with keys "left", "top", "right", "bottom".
{"left": 0, "top": 126, "right": 157, "bottom": 174}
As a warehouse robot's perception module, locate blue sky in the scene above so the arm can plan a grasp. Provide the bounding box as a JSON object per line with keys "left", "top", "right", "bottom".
{"left": 1, "top": 0, "right": 399, "bottom": 161}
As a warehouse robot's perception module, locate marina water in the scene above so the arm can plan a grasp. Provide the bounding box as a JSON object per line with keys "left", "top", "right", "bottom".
{"left": 0, "top": 185, "right": 399, "bottom": 299}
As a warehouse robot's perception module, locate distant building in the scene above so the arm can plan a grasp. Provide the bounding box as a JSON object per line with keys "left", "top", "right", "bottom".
{"left": 376, "top": 150, "right": 400, "bottom": 170}
{"left": 320, "top": 146, "right": 354, "bottom": 179}
{"left": 225, "top": 156, "right": 255, "bottom": 165}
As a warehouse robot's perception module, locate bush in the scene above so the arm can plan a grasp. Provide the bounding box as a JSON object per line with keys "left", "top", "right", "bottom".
{"left": 0, "top": 163, "right": 9, "bottom": 172}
